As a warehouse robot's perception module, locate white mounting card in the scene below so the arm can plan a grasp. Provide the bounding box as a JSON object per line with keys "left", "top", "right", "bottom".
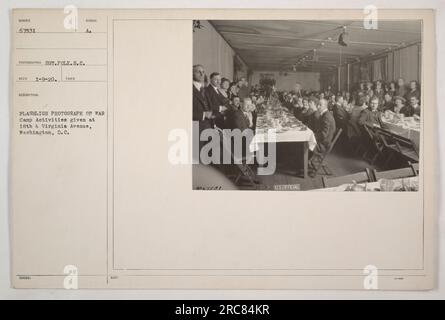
{"left": 10, "top": 8, "right": 437, "bottom": 289}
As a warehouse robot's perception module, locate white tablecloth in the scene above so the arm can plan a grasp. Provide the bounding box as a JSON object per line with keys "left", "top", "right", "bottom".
{"left": 381, "top": 117, "right": 420, "bottom": 149}
{"left": 249, "top": 117, "right": 317, "bottom": 152}
{"left": 314, "top": 176, "right": 419, "bottom": 192}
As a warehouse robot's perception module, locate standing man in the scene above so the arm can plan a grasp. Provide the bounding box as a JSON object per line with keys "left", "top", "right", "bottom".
{"left": 193, "top": 65, "right": 212, "bottom": 129}
{"left": 205, "top": 72, "right": 227, "bottom": 129}
{"left": 193, "top": 65, "right": 213, "bottom": 157}
{"left": 315, "top": 99, "right": 336, "bottom": 154}
{"left": 294, "top": 83, "right": 303, "bottom": 98}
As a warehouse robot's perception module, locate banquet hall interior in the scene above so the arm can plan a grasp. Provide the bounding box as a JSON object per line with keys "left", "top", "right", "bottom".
{"left": 192, "top": 20, "right": 421, "bottom": 191}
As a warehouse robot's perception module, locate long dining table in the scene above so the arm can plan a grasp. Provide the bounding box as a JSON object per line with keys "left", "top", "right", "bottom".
{"left": 380, "top": 112, "right": 420, "bottom": 150}
{"left": 249, "top": 104, "right": 317, "bottom": 178}
{"left": 314, "top": 176, "right": 419, "bottom": 192}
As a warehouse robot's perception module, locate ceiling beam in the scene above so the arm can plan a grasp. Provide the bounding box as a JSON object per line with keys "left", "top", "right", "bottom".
{"left": 220, "top": 30, "right": 401, "bottom": 46}
{"left": 235, "top": 43, "right": 382, "bottom": 53}
{"left": 250, "top": 62, "right": 332, "bottom": 68}
{"left": 251, "top": 67, "right": 332, "bottom": 72}
{"left": 296, "top": 20, "right": 421, "bottom": 34}
{"left": 247, "top": 59, "right": 341, "bottom": 64}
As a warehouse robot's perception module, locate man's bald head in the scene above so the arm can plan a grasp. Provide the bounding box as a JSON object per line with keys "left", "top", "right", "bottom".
{"left": 318, "top": 98, "right": 328, "bottom": 113}
{"left": 193, "top": 64, "right": 205, "bottom": 82}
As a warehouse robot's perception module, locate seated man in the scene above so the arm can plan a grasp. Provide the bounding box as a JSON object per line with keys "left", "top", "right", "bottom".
{"left": 332, "top": 95, "right": 349, "bottom": 130}
{"left": 347, "top": 96, "right": 367, "bottom": 141}
{"left": 358, "top": 96, "right": 381, "bottom": 127}
{"left": 365, "top": 81, "right": 374, "bottom": 97}
{"left": 237, "top": 77, "right": 249, "bottom": 101}
{"left": 224, "top": 96, "right": 255, "bottom": 162}
{"left": 294, "top": 97, "right": 308, "bottom": 121}
{"left": 225, "top": 96, "right": 250, "bottom": 131}
{"left": 240, "top": 97, "right": 256, "bottom": 130}
{"left": 357, "top": 96, "right": 383, "bottom": 158}
{"left": 294, "top": 98, "right": 309, "bottom": 122}
{"left": 393, "top": 96, "right": 406, "bottom": 114}
{"left": 400, "top": 96, "right": 421, "bottom": 117}
{"left": 327, "top": 94, "right": 336, "bottom": 111}
{"left": 305, "top": 97, "right": 320, "bottom": 132}
{"left": 314, "top": 98, "right": 336, "bottom": 154}
{"left": 382, "top": 93, "right": 395, "bottom": 112}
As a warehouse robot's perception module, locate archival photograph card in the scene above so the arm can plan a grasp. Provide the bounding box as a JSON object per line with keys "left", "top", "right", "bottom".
{"left": 10, "top": 8, "right": 437, "bottom": 289}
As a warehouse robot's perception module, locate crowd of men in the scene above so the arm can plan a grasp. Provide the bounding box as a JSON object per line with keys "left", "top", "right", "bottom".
{"left": 193, "top": 64, "right": 266, "bottom": 135}
{"left": 193, "top": 63, "right": 421, "bottom": 162}
{"left": 280, "top": 78, "right": 421, "bottom": 153}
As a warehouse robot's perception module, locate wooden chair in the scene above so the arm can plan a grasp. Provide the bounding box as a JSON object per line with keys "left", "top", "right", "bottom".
{"left": 372, "top": 166, "right": 417, "bottom": 181}
{"left": 371, "top": 126, "right": 399, "bottom": 168}
{"left": 309, "top": 128, "right": 343, "bottom": 177}
{"left": 386, "top": 132, "right": 419, "bottom": 164}
{"left": 362, "top": 124, "right": 386, "bottom": 165}
{"left": 216, "top": 127, "right": 258, "bottom": 189}
{"left": 346, "top": 122, "right": 368, "bottom": 157}
{"left": 322, "top": 168, "right": 374, "bottom": 188}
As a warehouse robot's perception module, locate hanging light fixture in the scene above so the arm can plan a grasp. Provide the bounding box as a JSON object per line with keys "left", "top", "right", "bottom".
{"left": 313, "top": 48, "right": 319, "bottom": 62}
{"left": 338, "top": 26, "right": 348, "bottom": 47}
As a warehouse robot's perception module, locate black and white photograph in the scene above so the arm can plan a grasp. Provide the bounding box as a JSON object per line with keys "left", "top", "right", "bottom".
{"left": 192, "top": 20, "right": 421, "bottom": 191}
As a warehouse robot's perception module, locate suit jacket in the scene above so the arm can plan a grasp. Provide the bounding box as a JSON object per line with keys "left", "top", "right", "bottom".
{"left": 218, "top": 89, "right": 231, "bottom": 109}
{"left": 358, "top": 108, "right": 381, "bottom": 127}
{"left": 205, "top": 85, "right": 225, "bottom": 128}
{"left": 333, "top": 103, "right": 349, "bottom": 128}
{"left": 225, "top": 108, "right": 250, "bottom": 131}
{"left": 306, "top": 109, "right": 320, "bottom": 133}
{"left": 293, "top": 107, "right": 304, "bottom": 121}
{"left": 193, "top": 85, "right": 211, "bottom": 131}
{"left": 400, "top": 104, "right": 421, "bottom": 117}
{"left": 237, "top": 86, "right": 249, "bottom": 100}
{"left": 383, "top": 101, "right": 395, "bottom": 112}
{"left": 252, "top": 110, "right": 258, "bottom": 131}
{"left": 298, "top": 108, "right": 312, "bottom": 126}
{"left": 348, "top": 106, "right": 366, "bottom": 139}
{"left": 316, "top": 110, "right": 336, "bottom": 152}
{"left": 405, "top": 89, "right": 421, "bottom": 101}
{"left": 374, "top": 89, "right": 385, "bottom": 101}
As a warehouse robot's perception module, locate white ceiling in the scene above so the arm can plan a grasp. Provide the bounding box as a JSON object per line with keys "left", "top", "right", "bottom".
{"left": 210, "top": 20, "right": 421, "bottom": 72}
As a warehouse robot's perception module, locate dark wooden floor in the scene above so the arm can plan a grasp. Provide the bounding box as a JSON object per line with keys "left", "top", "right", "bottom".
{"left": 199, "top": 134, "right": 411, "bottom": 191}
{"left": 237, "top": 140, "right": 381, "bottom": 191}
